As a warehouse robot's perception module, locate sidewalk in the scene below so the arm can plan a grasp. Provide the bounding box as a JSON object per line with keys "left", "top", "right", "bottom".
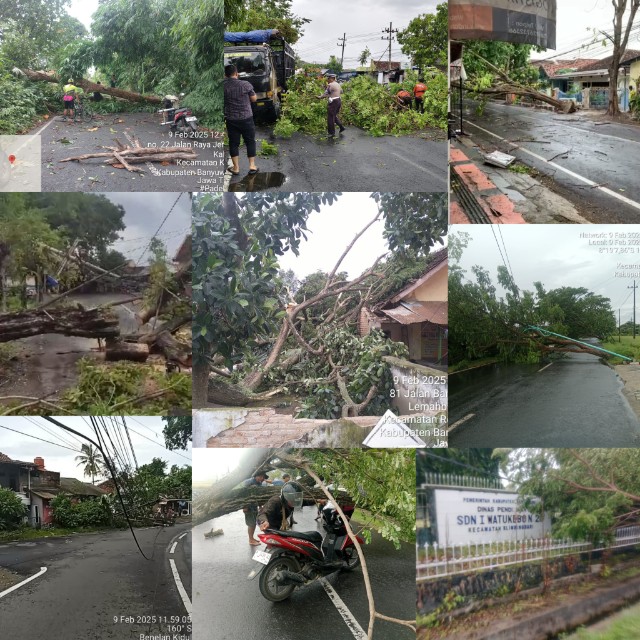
{"left": 450, "top": 137, "right": 590, "bottom": 224}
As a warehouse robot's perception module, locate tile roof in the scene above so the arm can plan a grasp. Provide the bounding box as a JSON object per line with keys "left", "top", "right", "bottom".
{"left": 380, "top": 300, "right": 448, "bottom": 326}
{"left": 534, "top": 59, "right": 599, "bottom": 77}
{"left": 577, "top": 50, "right": 640, "bottom": 72}
{"left": 388, "top": 248, "right": 448, "bottom": 304}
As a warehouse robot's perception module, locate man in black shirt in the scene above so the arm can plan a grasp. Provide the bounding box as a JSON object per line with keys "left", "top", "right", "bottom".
{"left": 224, "top": 64, "right": 258, "bottom": 175}
{"left": 257, "top": 482, "right": 303, "bottom": 531}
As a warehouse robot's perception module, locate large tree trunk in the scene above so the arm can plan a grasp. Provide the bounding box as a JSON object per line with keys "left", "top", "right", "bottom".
{"left": 192, "top": 359, "right": 209, "bottom": 408}
{"left": 140, "top": 329, "right": 192, "bottom": 367}
{"left": 17, "top": 69, "right": 163, "bottom": 104}
{"left": 105, "top": 339, "right": 149, "bottom": 362}
{"left": 0, "top": 307, "right": 119, "bottom": 342}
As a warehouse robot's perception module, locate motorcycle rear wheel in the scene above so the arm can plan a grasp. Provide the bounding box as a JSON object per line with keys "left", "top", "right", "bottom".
{"left": 342, "top": 546, "right": 361, "bottom": 571}
{"left": 259, "top": 556, "right": 300, "bottom": 602}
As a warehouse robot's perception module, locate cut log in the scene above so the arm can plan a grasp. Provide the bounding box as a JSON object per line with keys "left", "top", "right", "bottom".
{"left": 207, "top": 376, "right": 284, "bottom": 406}
{"left": 17, "top": 69, "right": 162, "bottom": 104}
{"left": 105, "top": 339, "right": 150, "bottom": 362}
{"left": 0, "top": 307, "right": 119, "bottom": 342}
{"left": 140, "top": 330, "right": 192, "bottom": 367}
{"left": 59, "top": 145, "right": 198, "bottom": 168}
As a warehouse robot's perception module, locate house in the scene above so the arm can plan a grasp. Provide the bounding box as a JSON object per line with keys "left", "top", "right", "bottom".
{"left": 359, "top": 249, "right": 448, "bottom": 367}
{"left": 0, "top": 453, "right": 105, "bottom": 526}
{"left": 371, "top": 60, "right": 403, "bottom": 84}
{"left": 532, "top": 58, "right": 599, "bottom": 92}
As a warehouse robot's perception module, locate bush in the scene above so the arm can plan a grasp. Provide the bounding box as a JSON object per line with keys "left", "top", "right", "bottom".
{"left": 51, "top": 494, "right": 111, "bottom": 528}
{"left": 0, "top": 487, "right": 26, "bottom": 530}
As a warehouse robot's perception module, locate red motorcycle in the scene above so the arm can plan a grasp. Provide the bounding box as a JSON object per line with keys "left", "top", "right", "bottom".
{"left": 248, "top": 504, "right": 364, "bottom": 602}
{"left": 158, "top": 94, "right": 199, "bottom": 134}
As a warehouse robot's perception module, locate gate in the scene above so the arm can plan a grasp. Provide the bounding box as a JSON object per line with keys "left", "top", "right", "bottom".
{"left": 590, "top": 88, "right": 609, "bottom": 109}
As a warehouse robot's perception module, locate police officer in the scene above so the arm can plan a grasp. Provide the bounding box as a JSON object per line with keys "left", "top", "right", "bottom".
{"left": 317, "top": 72, "right": 345, "bottom": 137}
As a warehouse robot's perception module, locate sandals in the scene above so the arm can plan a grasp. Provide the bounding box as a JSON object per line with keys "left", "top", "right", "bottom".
{"left": 227, "top": 167, "right": 240, "bottom": 175}
{"left": 248, "top": 168, "right": 259, "bottom": 174}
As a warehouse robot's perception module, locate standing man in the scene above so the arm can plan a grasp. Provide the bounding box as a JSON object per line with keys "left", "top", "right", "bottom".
{"left": 413, "top": 78, "right": 427, "bottom": 113}
{"left": 243, "top": 471, "right": 269, "bottom": 545}
{"left": 317, "top": 72, "right": 345, "bottom": 137}
{"left": 62, "top": 79, "right": 78, "bottom": 121}
{"left": 224, "top": 64, "right": 258, "bottom": 175}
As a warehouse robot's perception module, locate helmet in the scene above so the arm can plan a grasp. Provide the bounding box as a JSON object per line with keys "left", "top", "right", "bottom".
{"left": 281, "top": 481, "right": 303, "bottom": 509}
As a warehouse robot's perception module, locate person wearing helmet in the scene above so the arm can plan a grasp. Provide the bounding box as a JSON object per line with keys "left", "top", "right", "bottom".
{"left": 317, "top": 72, "right": 345, "bottom": 137}
{"left": 62, "top": 78, "right": 79, "bottom": 121}
{"left": 257, "top": 481, "right": 304, "bottom": 531}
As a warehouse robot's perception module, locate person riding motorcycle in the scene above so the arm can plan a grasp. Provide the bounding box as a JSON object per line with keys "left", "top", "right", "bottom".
{"left": 257, "top": 481, "right": 303, "bottom": 531}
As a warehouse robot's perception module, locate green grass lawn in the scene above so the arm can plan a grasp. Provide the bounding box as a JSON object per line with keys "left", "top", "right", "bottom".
{"left": 564, "top": 602, "right": 640, "bottom": 639}
{"left": 601, "top": 336, "right": 640, "bottom": 363}
{"left": 0, "top": 525, "right": 112, "bottom": 542}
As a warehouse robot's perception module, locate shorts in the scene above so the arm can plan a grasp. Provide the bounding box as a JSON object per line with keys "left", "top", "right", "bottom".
{"left": 63, "top": 98, "right": 75, "bottom": 109}
{"left": 244, "top": 506, "right": 258, "bottom": 527}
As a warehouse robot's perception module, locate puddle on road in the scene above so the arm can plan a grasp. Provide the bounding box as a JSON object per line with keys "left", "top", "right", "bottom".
{"left": 228, "top": 171, "right": 286, "bottom": 192}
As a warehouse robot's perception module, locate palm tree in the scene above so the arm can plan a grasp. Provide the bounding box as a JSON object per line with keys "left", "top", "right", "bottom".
{"left": 75, "top": 444, "right": 105, "bottom": 484}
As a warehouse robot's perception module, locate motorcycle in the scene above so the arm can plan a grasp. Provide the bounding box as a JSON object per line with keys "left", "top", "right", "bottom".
{"left": 248, "top": 504, "right": 364, "bottom": 602}
{"left": 158, "top": 94, "right": 198, "bottom": 134}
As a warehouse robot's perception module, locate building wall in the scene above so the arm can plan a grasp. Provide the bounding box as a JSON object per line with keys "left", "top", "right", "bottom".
{"left": 405, "top": 265, "right": 447, "bottom": 302}
{"left": 631, "top": 60, "right": 640, "bottom": 87}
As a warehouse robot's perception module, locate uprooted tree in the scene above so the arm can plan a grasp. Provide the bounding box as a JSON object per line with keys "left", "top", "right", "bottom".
{"left": 192, "top": 192, "right": 447, "bottom": 416}
{"left": 196, "top": 447, "right": 416, "bottom": 638}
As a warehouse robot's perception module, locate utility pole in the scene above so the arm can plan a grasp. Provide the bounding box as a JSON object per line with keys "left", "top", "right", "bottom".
{"left": 629, "top": 280, "right": 638, "bottom": 339}
{"left": 381, "top": 22, "right": 398, "bottom": 71}
{"left": 337, "top": 33, "right": 346, "bottom": 68}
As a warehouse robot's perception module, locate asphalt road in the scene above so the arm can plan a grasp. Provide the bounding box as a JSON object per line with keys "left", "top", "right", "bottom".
{"left": 449, "top": 353, "right": 640, "bottom": 447}
{"left": 32, "top": 112, "right": 223, "bottom": 192}
{"left": 462, "top": 101, "right": 640, "bottom": 222}
{"left": 0, "top": 525, "right": 192, "bottom": 639}
{"left": 1, "top": 293, "right": 144, "bottom": 400}
{"left": 226, "top": 125, "right": 447, "bottom": 193}
{"left": 193, "top": 507, "right": 415, "bottom": 640}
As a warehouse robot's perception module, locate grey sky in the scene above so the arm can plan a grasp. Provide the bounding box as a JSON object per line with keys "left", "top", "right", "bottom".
{"left": 287, "top": 0, "right": 440, "bottom": 67}
{"left": 68, "top": 0, "right": 97, "bottom": 30}
{"left": 99, "top": 192, "right": 191, "bottom": 264}
{"left": 531, "top": 0, "right": 640, "bottom": 60}
{"left": 0, "top": 417, "right": 191, "bottom": 482}
{"left": 453, "top": 225, "right": 640, "bottom": 324}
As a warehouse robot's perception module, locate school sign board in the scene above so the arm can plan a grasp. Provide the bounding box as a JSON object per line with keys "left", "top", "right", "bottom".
{"left": 450, "top": 0, "right": 556, "bottom": 49}
{"left": 433, "top": 487, "right": 551, "bottom": 545}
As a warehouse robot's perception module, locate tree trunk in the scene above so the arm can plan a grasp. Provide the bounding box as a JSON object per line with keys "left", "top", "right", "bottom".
{"left": 105, "top": 339, "right": 150, "bottom": 362}
{"left": 140, "top": 330, "right": 191, "bottom": 367}
{"left": 192, "top": 359, "right": 210, "bottom": 408}
{"left": 208, "top": 376, "right": 258, "bottom": 406}
{"left": 0, "top": 307, "right": 119, "bottom": 342}
{"left": 17, "top": 69, "right": 163, "bottom": 104}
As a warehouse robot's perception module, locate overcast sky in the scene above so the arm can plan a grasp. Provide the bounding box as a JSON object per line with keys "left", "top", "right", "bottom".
{"left": 531, "top": 0, "right": 640, "bottom": 60}
{"left": 193, "top": 449, "right": 245, "bottom": 484}
{"left": 0, "top": 417, "right": 191, "bottom": 482}
{"left": 454, "top": 225, "right": 640, "bottom": 324}
{"left": 99, "top": 192, "right": 191, "bottom": 264}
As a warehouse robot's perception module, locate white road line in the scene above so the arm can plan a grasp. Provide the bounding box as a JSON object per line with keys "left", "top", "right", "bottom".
{"left": 32, "top": 117, "right": 58, "bottom": 137}
{"left": 538, "top": 363, "right": 553, "bottom": 373}
{"left": 464, "top": 119, "right": 640, "bottom": 212}
{"left": 169, "top": 558, "right": 192, "bottom": 615}
{"left": 389, "top": 151, "right": 447, "bottom": 184}
{"left": 0, "top": 566, "right": 47, "bottom": 599}
{"left": 178, "top": 532, "right": 187, "bottom": 540}
{"left": 170, "top": 541, "right": 178, "bottom": 554}
{"left": 448, "top": 413, "right": 475, "bottom": 432}
{"left": 319, "top": 577, "right": 367, "bottom": 640}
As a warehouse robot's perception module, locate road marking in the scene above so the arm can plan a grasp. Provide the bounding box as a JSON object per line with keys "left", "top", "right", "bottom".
{"left": 319, "top": 577, "right": 367, "bottom": 640}
{"left": 483, "top": 105, "right": 640, "bottom": 148}
{"left": 178, "top": 532, "right": 187, "bottom": 540}
{"left": 33, "top": 117, "right": 58, "bottom": 137}
{"left": 170, "top": 541, "right": 178, "bottom": 554}
{"left": 448, "top": 413, "right": 475, "bottom": 432}
{"left": 538, "top": 363, "right": 553, "bottom": 373}
{"left": 169, "top": 558, "right": 192, "bottom": 615}
{"left": 390, "top": 151, "right": 447, "bottom": 185}
{"left": 464, "top": 119, "right": 640, "bottom": 212}
{"left": 0, "top": 566, "right": 47, "bottom": 599}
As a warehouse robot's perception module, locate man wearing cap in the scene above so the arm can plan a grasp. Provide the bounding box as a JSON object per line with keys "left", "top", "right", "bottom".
{"left": 317, "top": 73, "right": 345, "bottom": 137}
{"left": 62, "top": 78, "right": 79, "bottom": 121}
{"left": 243, "top": 471, "right": 270, "bottom": 545}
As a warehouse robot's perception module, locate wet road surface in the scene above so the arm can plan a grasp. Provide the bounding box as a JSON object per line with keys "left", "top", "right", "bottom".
{"left": 0, "top": 525, "right": 192, "bottom": 639}
{"left": 1, "top": 293, "right": 144, "bottom": 399}
{"left": 193, "top": 507, "right": 415, "bottom": 640}
{"left": 32, "top": 112, "right": 223, "bottom": 192}
{"left": 462, "top": 102, "right": 640, "bottom": 222}
{"left": 226, "top": 125, "right": 447, "bottom": 193}
{"left": 449, "top": 353, "right": 640, "bottom": 447}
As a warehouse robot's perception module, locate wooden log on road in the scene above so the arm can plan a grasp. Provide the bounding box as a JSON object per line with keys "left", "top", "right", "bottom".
{"left": 105, "top": 339, "right": 150, "bottom": 362}
{"left": 139, "top": 329, "right": 192, "bottom": 367}
{"left": 16, "top": 68, "right": 163, "bottom": 104}
{"left": 0, "top": 307, "right": 119, "bottom": 342}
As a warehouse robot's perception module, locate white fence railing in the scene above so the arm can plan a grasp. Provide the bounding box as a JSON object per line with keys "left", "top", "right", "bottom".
{"left": 417, "top": 526, "right": 640, "bottom": 582}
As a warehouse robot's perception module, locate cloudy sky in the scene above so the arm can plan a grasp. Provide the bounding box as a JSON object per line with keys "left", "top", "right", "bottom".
{"left": 531, "top": 0, "right": 640, "bottom": 61}
{"left": 0, "top": 417, "right": 191, "bottom": 482}
{"left": 193, "top": 449, "right": 245, "bottom": 484}
{"left": 99, "top": 192, "right": 191, "bottom": 264}
{"left": 453, "top": 225, "right": 640, "bottom": 324}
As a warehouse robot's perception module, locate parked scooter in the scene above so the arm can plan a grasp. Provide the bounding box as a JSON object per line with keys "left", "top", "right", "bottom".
{"left": 158, "top": 94, "right": 198, "bottom": 134}
{"left": 248, "top": 503, "right": 364, "bottom": 601}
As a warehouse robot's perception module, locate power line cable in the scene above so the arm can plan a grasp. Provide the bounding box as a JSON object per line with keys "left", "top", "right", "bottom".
{"left": 136, "top": 193, "right": 184, "bottom": 265}
{"left": 0, "top": 424, "right": 79, "bottom": 452}
{"left": 125, "top": 425, "right": 191, "bottom": 462}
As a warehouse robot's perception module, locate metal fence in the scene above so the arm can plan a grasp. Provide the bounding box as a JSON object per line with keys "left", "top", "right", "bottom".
{"left": 417, "top": 526, "right": 640, "bottom": 582}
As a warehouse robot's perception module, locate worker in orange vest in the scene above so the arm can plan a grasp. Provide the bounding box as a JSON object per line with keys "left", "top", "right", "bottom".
{"left": 396, "top": 88, "right": 413, "bottom": 109}
{"left": 413, "top": 78, "right": 427, "bottom": 113}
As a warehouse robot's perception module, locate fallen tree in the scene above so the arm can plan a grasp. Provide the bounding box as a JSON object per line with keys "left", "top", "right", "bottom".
{"left": 0, "top": 307, "right": 119, "bottom": 342}
{"left": 15, "top": 68, "right": 163, "bottom": 104}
